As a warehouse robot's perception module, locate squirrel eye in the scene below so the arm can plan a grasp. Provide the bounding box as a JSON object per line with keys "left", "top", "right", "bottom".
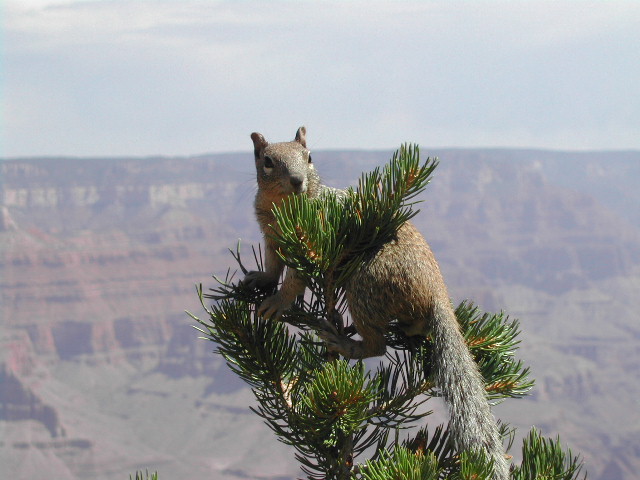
{"left": 264, "top": 156, "right": 274, "bottom": 169}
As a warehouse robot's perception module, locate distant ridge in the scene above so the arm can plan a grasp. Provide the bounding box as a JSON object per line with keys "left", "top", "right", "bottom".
{"left": 1, "top": 148, "right": 638, "bottom": 480}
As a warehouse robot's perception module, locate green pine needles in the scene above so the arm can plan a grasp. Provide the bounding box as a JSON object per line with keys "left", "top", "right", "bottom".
{"left": 190, "top": 145, "right": 586, "bottom": 479}
{"left": 270, "top": 144, "right": 436, "bottom": 302}
{"left": 129, "top": 471, "right": 158, "bottom": 480}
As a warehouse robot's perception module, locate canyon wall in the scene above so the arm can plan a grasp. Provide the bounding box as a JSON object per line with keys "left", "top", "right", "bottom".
{"left": 1, "top": 149, "right": 639, "bottom": 479}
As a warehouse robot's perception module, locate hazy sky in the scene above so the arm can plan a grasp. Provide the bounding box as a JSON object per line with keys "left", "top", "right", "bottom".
{"left": 3, "top": 0, "right": 640, "bottom": 157}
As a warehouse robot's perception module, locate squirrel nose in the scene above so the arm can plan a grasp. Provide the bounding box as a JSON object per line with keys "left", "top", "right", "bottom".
{"left": 290, "top": 175, "right": 304, "bottom": 188}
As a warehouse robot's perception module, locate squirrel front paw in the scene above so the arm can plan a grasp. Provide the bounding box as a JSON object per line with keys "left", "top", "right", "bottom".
{"left": 242, "top": 271, "right": 278, "bottom": 291}
{"left": 257, "top": 293, "right": 291, "bottom": 320}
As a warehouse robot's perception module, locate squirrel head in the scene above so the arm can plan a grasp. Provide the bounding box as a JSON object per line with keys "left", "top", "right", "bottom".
{"left": 251, "top": 126, "right": 316, "bottom": 202}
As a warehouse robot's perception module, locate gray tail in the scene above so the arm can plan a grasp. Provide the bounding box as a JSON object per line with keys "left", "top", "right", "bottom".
{"left": 432, "top": 302, "right": 510, "bottom": 480}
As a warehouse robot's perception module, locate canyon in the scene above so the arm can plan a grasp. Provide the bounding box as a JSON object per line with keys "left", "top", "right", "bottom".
{"left": 1, "top": 149, "right": 639, "bottom": 479}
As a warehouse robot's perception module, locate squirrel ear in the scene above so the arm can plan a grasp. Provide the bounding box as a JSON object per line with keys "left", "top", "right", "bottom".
{"left": 251, "top": 132, "right": 268, "bottom": 158}
{"left": 294, "top": 126, "right": 307, "bottom": 148}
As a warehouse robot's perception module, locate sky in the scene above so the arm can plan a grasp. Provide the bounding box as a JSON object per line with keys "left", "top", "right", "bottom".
{"left": 2, "top": 0, "right": 640, "bottom": 157}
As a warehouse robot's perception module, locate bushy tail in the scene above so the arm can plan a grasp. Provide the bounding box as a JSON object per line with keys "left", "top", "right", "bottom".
{"left": 432, "top": 302, "right": 510, "bottom": 480}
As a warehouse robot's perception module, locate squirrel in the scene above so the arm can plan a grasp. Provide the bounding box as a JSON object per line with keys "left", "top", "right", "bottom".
{"left": 243, "top": 126, "right": 510, "bottom": 480}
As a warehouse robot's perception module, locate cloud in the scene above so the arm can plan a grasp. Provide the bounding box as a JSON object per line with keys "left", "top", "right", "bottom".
{"left": 3, "top": 1, "right": 640, "bottom": 156}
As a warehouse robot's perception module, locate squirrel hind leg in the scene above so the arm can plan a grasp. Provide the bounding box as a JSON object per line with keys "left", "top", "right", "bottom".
{"left": 398, "top": 315, "right": 430, "bottom": 337}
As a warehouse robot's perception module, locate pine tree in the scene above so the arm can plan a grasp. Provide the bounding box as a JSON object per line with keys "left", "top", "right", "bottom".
{"left": 190, "top": 145, "right": 587, "bottom": 480}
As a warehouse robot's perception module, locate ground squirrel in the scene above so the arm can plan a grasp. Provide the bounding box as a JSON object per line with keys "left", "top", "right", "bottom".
{"left": 243, "top": 127, "right": 510, "bottom": 480}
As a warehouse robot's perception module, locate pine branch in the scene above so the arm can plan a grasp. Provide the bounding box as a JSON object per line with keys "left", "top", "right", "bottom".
{"left": 192, "top": 144, "right": 588, "bottom": 479}
{"left": 404, "top": 424, "right": 457, "bottom": 473}
{"left": 129, "top": 471, "right": 158, "bottom": 480}
{"left": 191, "top": 286, "right": 436, "bottom": 478}
{"left": 356, "top": 445, "right": 441, "bottom": 480}
{"left": 455, "top": 302, "right": 535, "bottom": 400}
{"left": 270, "top": 144, "right": 438, "bottom": 295}
{"left": 513, "top": 428, "right": 586, "bottom": 480}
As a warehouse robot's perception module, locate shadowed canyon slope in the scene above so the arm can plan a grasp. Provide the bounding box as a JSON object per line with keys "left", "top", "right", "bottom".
{"left": 1, "top": 149, "right": 639, "bottom": 480}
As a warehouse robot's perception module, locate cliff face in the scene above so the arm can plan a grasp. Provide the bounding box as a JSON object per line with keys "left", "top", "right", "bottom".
{"left": 0, "top": 366, "right": 62, "bottom": 437}
{"left": 1, "top": 150, "right": 639, "bottom": 480}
